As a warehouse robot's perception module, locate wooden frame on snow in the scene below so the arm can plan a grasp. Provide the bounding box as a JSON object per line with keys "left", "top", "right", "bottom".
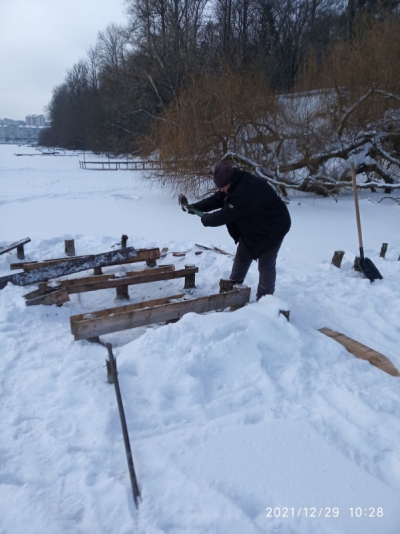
{"left": 55, "top": 265, "right": 197, "bottom": 295}
{"left": 23, "top": 265, "right": 197, "bottom": 304}
{"left": 70, "top": 286, "right": 251, "bottom": 340}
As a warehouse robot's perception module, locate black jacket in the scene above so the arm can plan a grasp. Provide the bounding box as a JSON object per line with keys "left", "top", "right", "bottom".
{"left": 192, "top": 169, "right": 291, "bottom": 259}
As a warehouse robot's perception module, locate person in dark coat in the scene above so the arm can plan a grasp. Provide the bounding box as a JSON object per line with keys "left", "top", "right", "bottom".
{"left": 188, "top": 163, "right": 291, "bottom": 300}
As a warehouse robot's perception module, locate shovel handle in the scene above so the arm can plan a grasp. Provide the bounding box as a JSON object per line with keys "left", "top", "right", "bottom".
{"left": 350, "top": 162, "right": 364, "bottom": 250}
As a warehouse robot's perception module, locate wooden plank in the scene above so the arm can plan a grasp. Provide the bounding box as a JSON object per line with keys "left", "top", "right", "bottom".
{"left": 71, "top": 287, "right": 251, "bottom": 340}
{"left": 18, "top": 247, "right": 160, "bottom": 272}
{"left": 24, "top": 257, "right": 85, "bottom": 270}
{"left": 23, "top": 287, "right": 48, "bottom": 300}
{"left": 11, "top": 255, "right": 93, "bottom": 270}
{"left": 0, "top": 238, "right": 31, "bottom": 255}
{"left": 64, "top": 267, "right": 198, "bottom": 295}
{"left": 10, "top": 261, "right": 38, "bottom": 270}
{"left": 117, "top": 248, "right": 160, "bottom": 266}
{"left": 0, "top": 247, "right": 139, "bottom": 290}
{"left": 25, "top": 287, "right": 70, "bottom": 307}
{"left": 70, "top": 293, "right": 185, "bottom": 327}
{"left": 319, "top": 327, "right": 400, "bottom": 377}
{"left": 10, "top": 248, "right": 160, "bottom": 271}
{"left": 59, "top": 264, "right": 175, "bottom": 288}
{"left": 195, "top": 243, "right": 233, "bottom": 257}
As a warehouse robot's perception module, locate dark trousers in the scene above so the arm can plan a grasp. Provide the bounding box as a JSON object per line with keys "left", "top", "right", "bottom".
{"left": 230, "top": 239, "right": 283, "bottom": 300}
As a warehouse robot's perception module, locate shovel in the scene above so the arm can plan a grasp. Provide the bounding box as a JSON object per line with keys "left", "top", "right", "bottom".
{"left": 350, "top": 162, "right": 383, "bottom": 282}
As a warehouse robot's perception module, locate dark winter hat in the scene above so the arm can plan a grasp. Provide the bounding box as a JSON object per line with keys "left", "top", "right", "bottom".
{"left": 213, "top": 163, "right": 235, "bottom": 189}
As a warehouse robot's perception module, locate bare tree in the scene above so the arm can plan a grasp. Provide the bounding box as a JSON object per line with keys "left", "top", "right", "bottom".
{"left": 148, "top": 18, "right": 400, "bottom": 197}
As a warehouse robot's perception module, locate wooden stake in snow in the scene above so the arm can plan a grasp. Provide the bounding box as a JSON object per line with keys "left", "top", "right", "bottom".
{"left": 64, "top": 239, "right": 76, "bottom": 257}
{"left": 279, "top": 310, "right": 290, "bottom": 321}
{"left": 331, "top": 251, "right": 345, "bottom": 268}
{"left": 219, "top": 279, "right": 233, "bottom": 293}
{"left": 319, "top": 327, "right": 399, "bottom": 377}
{"left": 183, "top": 264, "right": 196, "bottom": 289}
{"left": 116, "top": 235, "right": 129, "bottom": 300}
{"left": 380, "top": 243, "right": 388, "bottom": 258}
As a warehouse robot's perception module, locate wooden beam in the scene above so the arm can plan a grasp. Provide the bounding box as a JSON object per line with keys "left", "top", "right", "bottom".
{"left": 10, "top": 261, "right": 38, "bottom": 270}
{"left": 319, "top": 327, "right": 400, "bottom": 377}
{"left": 63, "top": 266, "right": 197, "bottom": 295}
{"left": 58, "top": 264, "right": 175, "bottom": 288}
{"left": 70, "top": 293, "right": 185, "bottom": 327}
{"left": 0, "top": 238, "right": 31, "bottom": 256}
{"left": 0, "top": 247, "right": 140, "bottom": 290}
{"left": 71, "top": 287, "right": 251, "bottom": 340}
{"left": 10, "top": 248, "right": 160, "bottom": 271}
{"left": 25, "top": 287, "right": 70, "bottom": 306}
{"left": 17, "top": 247, "right": 160, "bottom": 272}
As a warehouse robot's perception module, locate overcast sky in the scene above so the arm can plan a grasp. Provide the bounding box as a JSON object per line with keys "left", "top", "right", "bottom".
{"left": 0, "top": 0, "right": 127, "bottom": 120}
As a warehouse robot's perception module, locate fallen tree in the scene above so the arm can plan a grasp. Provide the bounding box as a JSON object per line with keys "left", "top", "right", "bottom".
{"left": 146, "top": 19, "right": 400, "bottom": 199}
{"left": 150, "top": 81, "right": 400, "bottom": 198}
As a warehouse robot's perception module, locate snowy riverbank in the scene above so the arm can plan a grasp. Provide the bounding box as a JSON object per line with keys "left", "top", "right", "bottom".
{"left": 1, "top": 144, "right": 400, "bottom": 533}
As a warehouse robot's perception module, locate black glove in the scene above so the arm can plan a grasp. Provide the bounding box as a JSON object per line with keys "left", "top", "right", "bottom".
{"left": 178, "top": 194, "right": 189, "bottom": 211}
{"left": 178, "top": 194, "right": 204, "bottom": 216}
{"left": 201, "top": 213, "right": 210, "bottom": 226}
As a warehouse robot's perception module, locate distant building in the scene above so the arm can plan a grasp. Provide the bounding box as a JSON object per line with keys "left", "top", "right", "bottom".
{"left": 26, "top": 114, "right": 46, "bottom": 127}
{"left": 0, "top": 116, "right": 49, "bottom": 143}
{"left": 0, "top": 121, "right": 44, "bottom": 143}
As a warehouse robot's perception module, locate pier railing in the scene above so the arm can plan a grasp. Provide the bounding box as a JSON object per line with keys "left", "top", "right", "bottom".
{"left": 79, "top": 160, "right": 163, "bottom": 171}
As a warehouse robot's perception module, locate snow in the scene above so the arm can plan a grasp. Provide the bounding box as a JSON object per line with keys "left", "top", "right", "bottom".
{"left": 1, "top": 144, "right": 400, "bottom": 533}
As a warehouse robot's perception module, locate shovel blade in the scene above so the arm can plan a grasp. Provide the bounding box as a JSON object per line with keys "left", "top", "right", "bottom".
{"left": 360, "top": 257, "right": 383, "bottom": 282}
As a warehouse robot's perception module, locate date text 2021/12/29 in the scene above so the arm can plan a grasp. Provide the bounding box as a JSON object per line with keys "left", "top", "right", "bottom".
{"left": 265, "top": 507, "right": 384, "bottom": 518}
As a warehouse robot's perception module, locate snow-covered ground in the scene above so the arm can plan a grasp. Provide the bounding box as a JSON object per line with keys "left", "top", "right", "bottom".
{"left": 0, "top": 144, "right": 399, "bottom": 534}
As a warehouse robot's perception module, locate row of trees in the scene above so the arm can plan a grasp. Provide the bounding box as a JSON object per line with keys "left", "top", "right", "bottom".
{"left": 41, "top": 0, "right": 400, "bottom": 195}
